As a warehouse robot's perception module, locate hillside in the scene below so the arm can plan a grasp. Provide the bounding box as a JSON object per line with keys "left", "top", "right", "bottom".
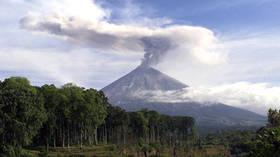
{"left": 102, "top": 67, "right": 266, "bottom": 131}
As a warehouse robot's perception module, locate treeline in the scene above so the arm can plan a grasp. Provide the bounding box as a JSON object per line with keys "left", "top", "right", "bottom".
{"left": 246, "top": 109, "right": 280, "bottom": 157}
{"left": 201, "top": 109, "right": 280, "bottom": 157}
{"left": 0, "top": 77, "right": 195, "bottom": 157}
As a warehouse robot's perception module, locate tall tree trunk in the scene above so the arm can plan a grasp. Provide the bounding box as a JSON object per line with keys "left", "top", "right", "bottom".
{"left": 67, "top": 126, "right": 70, "bottom": 149}
{"left": 169, "top": 135, "right": 171, "bottom": 146}
{"left": 2, "top": 125, "right": 4, "bottom": 145}
{"left": 84, "top": 129, "right": 87, "bottom": 141}
{"left": 62, "top": 125, "right": 65, "bottom": 148}
{"left": 94, "top": 127, "right": 98, "bottom": 145}
{"left": 2, "top": 123, "right": 4, "bottom": 145}
{"left": 53, "top": 134, "right": 56, "bottom": 148}
{"left": 46, "top": 136, "right": 49, "bottom": 152}
{"left": 59, "top": 123, "right": 62, "bottom": 147}
{"left": 173, "top": 147, "right": 177, "bottom": 157}
{"left": 107, "top": 125, "right": 111, "bottom": 143}
{"left": 74, "top": 127, "right": 77, "bottom": 145}
{"left": 144, "top": 151, "right": 148, "bottom": 157}
{"left": 104, "top": 124, "right": 107, "bottom": 144}
{"left": 80, "top": 127, "right": 83, "bottom": 149}
{"left": 1, "top": 134, "right": 3, "bottom": 145}
{"left": 89, "top": 133, "right": 92, "bottom": 145}
{"left": 122, "top": 125, "right": 126, "bottom": 145}
{"left": 152, "top": 126, "right": 155, "bottom": 142}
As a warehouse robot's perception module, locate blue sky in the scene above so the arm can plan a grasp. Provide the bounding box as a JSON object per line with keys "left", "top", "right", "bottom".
{"left": 1, "top": 0, "right": 280, "bottom": 114}
{"left": 102, "top": 0, "right": 280, "bottom": 32}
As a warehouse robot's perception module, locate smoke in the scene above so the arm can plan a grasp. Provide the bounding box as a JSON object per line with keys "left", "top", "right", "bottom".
{"left": 140, "top": 36, "right": 172, "bottom": 67}
{"left": 19, "top": 1, "right": 226, "bottom": 68}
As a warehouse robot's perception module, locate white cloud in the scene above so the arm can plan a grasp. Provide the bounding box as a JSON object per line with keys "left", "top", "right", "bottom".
{"left": 27, "top": 0, "right": 110, "bottom": 22}
{"left": 155, "top": 31, "right": 280, "bottom": 87}
{"left": 134, "top": 82, "right": 280, "bottom": 115}
{"left": 20, "top": 13, "right": 227, "bottom": 67}
{"left": 0, "top": 47, "right": 140, "bottom": 88}
{"left": 2, "top": 0, "right": 227, "bottom": 86}
{"left": 2, "top": 0, "right": 280, "bottom": 116}
{"left": 187, "top": 82, "right": 280, "bottom": 115}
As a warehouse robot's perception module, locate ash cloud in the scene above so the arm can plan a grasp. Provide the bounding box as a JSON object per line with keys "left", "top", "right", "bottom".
{"left": 20, "top": 12, "right": 226, "bottom": 68}
{"left": 20, "top": 16, "right": 124, "bottom": 51}
{"left": 21, "top": 15, "right": 173, "bottom": 67}
{"left": 140, "top": 37, "right": 172, "bottom": 67}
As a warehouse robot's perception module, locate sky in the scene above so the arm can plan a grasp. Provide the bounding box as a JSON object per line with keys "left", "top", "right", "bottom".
{"left": 1, "top": 0, "right": 280, "bottom": 115}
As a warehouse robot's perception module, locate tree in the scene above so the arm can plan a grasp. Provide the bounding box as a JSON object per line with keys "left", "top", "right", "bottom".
{"left": 129, "top": 112, "right": 148, "bottom": 142}
{"left": 83, "top": 89, "right": 107, "bottom": 145}
{"left": 248, "top": 127, "right": 280, "bottom": 157}
{"left": 248, "top": 109, "right": 280, "bottom": 157}
{"left": 0, "top": 76, "right": 200, "bottom": 156}
{"left": 103, "top": 105, "right": 127, "bottom": 144}
{"left": 267, "top": 109, "right": 280, "bottom": 127}
{"left": 61, "top": 83, "right": 85, "bottom": 148}
{"left": 39, "top": 84, "right": 59, "bottom": 152}
{"left": 144, "top": 110, "right": 159, "bottom": 143}
{"left": 138, "top": 138, "right": 152, "bottom": 157}
{"left": 0, "top": 77, "right": 46, "bottom": 156}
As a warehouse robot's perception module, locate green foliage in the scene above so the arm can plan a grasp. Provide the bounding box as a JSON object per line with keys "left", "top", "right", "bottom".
{"left": 129, "top": 112, "right": 148, "bottom": 139}
{"left": 0, "top": 77, "right": 47, "bottom": 156}
{"left": 267, "top": 109, "right": 280, "bottom": 127}
{"left": 248, "top": 126, "right": 280, "bottom": 157}
{"left": 247, "top": 109, "right": 280, "bottom": 157}
{"left": 149, "top": 155, "right": 171, "bottom": 157}
{"left": 38, "top": 151, "right": 48, "bottom": 157}
{"left": 0, "top": 76, "right": 198, "bottom": 157}
{"left": 150, "top": 142, "right": 164, "bottom": 153}
{"left": 0, "top": 145, "right": 18, "bottom": 157}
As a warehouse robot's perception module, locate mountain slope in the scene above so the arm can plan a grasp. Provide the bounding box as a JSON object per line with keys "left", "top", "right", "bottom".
{"left": 117, "top": 101, "right": 265, "bottom": 126}
{"left": 102, "top": 66, "right": 188, "bottom": 103}
{"left": 102, "top": 67, "right": 266, "bottom": 130}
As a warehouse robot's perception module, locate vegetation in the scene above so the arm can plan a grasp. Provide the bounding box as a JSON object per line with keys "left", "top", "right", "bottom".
{"left": 0, "top": 77, "right": 196, "bottom": 157}
{"left": 3, "top": 76, "right": 280, "bottom": 157}
{"left": 246, "top": 109, "right": 280, "bottom": 157}
{"left": 0, "top": 77, "right": 46, "bottom": 156}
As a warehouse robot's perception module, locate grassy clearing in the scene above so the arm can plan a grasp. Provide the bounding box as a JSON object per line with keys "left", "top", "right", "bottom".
{"left": 24, "top": 145, "right": 124, "bottom": 157}
{"left": 23, "top": 144, "right": 229, "bottom": 157}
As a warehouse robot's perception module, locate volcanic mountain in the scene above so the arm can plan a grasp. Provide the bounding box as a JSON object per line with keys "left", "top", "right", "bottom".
{"left": 102, "top": 66, "right": 188, "bottom": 104}
{"left": 102, "top": 66, "right": 265, "bottom": 132}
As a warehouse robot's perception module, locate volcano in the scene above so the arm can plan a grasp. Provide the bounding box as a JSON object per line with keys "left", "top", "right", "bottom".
{"left": 102, "top": 67, "right": 265, "bottom": 133}
{"left": 102, "top": 66, "right": 187, "bottom": 104}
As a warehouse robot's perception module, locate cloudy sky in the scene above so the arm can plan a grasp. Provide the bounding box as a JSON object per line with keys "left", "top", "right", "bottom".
{"left": 1, "top": 0, "right": 280, "bottom": 115}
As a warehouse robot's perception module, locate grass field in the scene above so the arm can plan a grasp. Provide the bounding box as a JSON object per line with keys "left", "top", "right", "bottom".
{"left": 22, "top": 144, "right": 229, "bottom": 157}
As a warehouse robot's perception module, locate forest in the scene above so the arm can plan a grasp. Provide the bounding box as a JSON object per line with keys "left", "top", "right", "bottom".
{"left": 0, "top": 76, "right": 279, "bottom": 157}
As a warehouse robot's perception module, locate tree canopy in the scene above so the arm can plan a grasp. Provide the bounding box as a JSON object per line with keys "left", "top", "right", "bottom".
{"left": 0, "top": 76, "right": 196, "bottom": 157}
{"left": 0, "top": 77, "right": 46, "bottom": 156}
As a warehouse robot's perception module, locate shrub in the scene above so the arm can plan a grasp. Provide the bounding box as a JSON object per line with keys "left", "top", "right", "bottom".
{"left": 149, "top": 155, "right": 170, "bottom": 157}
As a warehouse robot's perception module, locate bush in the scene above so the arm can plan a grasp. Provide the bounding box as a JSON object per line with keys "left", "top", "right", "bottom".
{"left": 108, "top": 144, "right": 117, "bottom": 151}
{"left": 38, "top": 151, "right": 48, "bottom": 157}
{"left": 21, "top": 149, "right": 37, "bottom": 157}
{"left": 69, "top": 155, "right": 87, "bottom": 157}
{"left": 149, "top": 155, "right": 170, "bottom": 157}
{"left": 56, "top": 153, "right": 63, "bottom": 157}
{"left": 150, "top": 142, "right": 164, "bottom": 153}
{"left": 0, "top": 145, "right": 22, "bottom": 157}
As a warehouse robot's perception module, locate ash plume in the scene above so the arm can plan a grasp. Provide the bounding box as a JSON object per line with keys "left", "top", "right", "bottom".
{"left": 140, "top": 36, "right": 172, "bottom": 67}
{"left": 20, "top": 13, "right": 226, "bottom": 67}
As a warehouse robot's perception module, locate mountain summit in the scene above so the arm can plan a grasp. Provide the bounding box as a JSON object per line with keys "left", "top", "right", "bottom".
{"left": 102, "top": 66, "right": 187, "bottom": 103}
{"left": 102, "top": 67, "right": 265, "bottom": 133}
